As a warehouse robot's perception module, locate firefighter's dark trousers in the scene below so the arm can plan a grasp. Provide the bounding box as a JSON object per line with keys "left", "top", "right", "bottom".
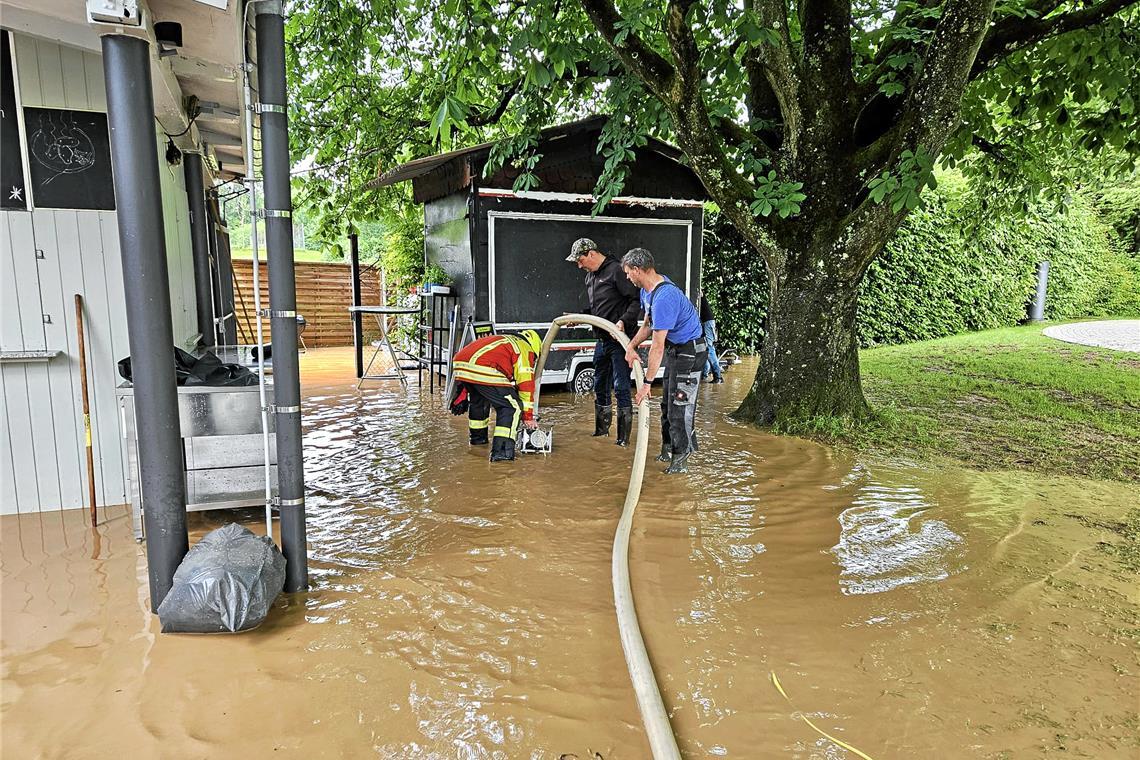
{"left": 467, "top": 383, "right": 524, "bottom": 444}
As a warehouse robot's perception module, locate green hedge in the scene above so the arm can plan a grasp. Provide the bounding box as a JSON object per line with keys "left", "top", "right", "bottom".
{"left": 1091, "top": 177, "right": 1140, "bottom": 257}
{"left": 702, "top": 172, "right": 1140, "bottom": 352}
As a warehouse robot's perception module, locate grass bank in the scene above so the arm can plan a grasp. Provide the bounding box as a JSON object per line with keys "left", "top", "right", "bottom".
{"left": 787, "top": 322, "right": 1140, "bottom": 482}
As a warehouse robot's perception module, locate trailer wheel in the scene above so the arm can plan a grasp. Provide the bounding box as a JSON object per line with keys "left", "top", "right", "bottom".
{"left": 571, "top": 365, "right": 595, "bottom": 395}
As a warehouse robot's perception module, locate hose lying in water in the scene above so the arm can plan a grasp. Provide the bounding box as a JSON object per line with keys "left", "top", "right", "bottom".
{"left": 532, "top": 315, "right": 682, "bottom": 760}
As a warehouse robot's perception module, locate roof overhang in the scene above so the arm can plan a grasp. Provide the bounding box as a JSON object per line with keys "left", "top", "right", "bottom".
{"left": 2, "top": 0, "right": 249, "bottom": 182}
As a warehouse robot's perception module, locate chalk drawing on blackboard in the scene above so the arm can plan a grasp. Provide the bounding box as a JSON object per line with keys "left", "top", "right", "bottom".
{"left": 8, "top": 186, "right": 23, "bottom": 202}
{"left": 29, "top": 111, "right": 97, "bottom": 185}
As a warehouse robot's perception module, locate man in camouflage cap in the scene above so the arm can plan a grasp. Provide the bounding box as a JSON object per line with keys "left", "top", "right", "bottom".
{"left": 566, "top": 237, "right": 642, "bottom": 445}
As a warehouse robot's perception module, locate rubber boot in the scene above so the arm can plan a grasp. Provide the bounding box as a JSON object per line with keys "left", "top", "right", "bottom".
{"left": 490, "top": 436, "right": 516, "bottom": 462}
{"left": 614, "top": 407, "right": 633, "bottom": 446}
{"left": 655, "top": 441, "right": 671, "bottom": 462}
{"left": 592, "top": 404, "right": 612, "bottom": 437}
{"left": 469, "top": 428, "right": 489, "bottom": 445}
{"left": 664, "top": 450, "right": 691, "bottom": 474}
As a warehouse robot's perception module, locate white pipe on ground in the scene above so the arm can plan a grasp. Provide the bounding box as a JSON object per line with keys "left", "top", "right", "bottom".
{"left": 533, "top": 315, "right": 681, "bottom": 760}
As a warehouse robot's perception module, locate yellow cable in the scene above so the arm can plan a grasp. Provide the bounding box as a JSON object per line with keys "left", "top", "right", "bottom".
{"left": 770, "top": 672, "right": 876, "bottom": 760}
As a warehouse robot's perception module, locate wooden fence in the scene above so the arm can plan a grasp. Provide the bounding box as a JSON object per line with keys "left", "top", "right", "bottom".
{"left": 230, "top": 259, "right": 384, "bottom": 348}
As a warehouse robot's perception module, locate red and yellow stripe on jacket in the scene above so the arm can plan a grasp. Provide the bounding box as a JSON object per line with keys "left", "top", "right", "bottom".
{"left": 452, "top": 334, "right": 537, "bottom": 420}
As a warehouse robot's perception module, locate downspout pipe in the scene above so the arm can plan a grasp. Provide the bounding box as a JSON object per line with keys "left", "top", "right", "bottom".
{"left": 255, "top": 1, "right": 309, "bottom": 592}
{"left": 184, "top": 152, "right": 215, "bottom": 346}
{"left": 100, "top": 33, "right": 189, "bottom": 611}
{"left": 533, "top": 315, "right": 681, "bottom": 760}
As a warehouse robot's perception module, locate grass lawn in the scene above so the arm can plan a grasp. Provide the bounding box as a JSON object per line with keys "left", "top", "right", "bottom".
{"left": 807, "top": 322, "right": 1140, "bottom": 482}
{"left": 230, "top": 247, "right": 331, "bottom": 263}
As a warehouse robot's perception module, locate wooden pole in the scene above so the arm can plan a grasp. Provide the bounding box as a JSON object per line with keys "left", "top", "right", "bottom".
{"left": 74, "top": 294, "right": 98, "bottom": 527}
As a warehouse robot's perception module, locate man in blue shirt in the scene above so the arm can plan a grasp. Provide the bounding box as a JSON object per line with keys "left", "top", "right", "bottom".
{"left": 621, "top": 247, "right": 707, "bottom": 474}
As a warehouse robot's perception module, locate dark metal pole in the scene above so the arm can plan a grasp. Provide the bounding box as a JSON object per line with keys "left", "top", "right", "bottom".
{"left": 1030, "top": 260, "right": 1050, "bottom": 322}
{"left": 349, "top": 231, "right": 363, "bottom": 378}
{"left": 213, "top": 214, "right": 239, "bottom": 345}
{"left": 100, "top": 34, "right": 188, "bottom": 611}
{"left": 184, "top": 153, "right": 215, "bottom": 347}
{"left": 256, "top": 5, "right": 308, "bottom": 592}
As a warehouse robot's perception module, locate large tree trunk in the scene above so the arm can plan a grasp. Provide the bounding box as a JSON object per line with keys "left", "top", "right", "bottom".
{"left": 735, "top": 252, "right": 870, "bottom": 427}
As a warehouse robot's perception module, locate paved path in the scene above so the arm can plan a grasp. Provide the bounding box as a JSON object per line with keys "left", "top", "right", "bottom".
{"left": 1042, "top": 320, "right": 1140, "bottom": 352}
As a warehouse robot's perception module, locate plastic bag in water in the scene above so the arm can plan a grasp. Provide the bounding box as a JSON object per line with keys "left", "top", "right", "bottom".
{"left": 157, "top": 523, "right": 286, "bottom": 634}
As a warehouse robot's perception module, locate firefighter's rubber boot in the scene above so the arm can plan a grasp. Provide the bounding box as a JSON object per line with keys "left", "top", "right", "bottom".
{"left": 655, "top": 441, "right": 671, "bottom": 463}
{"left": 490, "top": 436, "right": 516, "bottom": 462}
{"left": 469, "top": 428, "right": 489, "bottom": 445}
{"left": 615, "top": 407, "right": 633, "bottom": 446}
{"left": 664, "top": 450, "right": 691, "bottom": 474}
{"left": 592, "top": 404, "right": 612, "bottom": 437}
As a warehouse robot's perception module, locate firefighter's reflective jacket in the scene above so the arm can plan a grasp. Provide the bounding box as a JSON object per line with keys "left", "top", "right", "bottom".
{"left": 452, "top": 334, "right": 537, "bottom": 420}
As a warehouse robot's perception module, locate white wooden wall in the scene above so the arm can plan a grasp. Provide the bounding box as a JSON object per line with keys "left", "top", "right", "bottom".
{"left": 0, "top": 34, "right": 199, "bottom": 514}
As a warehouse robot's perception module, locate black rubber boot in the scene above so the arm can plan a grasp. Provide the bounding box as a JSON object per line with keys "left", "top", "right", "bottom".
{"left": 614, "top": 407, "right": 633, "bottom": 446}
{"left": 592, "top": 404, "right": 613, "bottom": 437}
{"left": 655, "top": 441, "right": 671, "bottom": 462}
{"left": 489, "top": 436, "right": 516, "bottom": 462}
{"left": 664, "top": 450, "right": 691, "bottom": 474}
{"left": 469, "top": 428, "right": 489, "bottom": 445}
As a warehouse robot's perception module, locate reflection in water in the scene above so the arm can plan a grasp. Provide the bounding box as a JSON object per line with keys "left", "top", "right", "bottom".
{"left": 832, "top": 467, "right": 964, "bottom": 595}
{"left": 1, "top": 351, "right": 1137, "bottom": 759}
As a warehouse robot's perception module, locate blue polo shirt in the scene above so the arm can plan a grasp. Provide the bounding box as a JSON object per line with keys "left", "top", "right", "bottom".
{"left": 640, "top": 277, "right": 703, "bottom": 345}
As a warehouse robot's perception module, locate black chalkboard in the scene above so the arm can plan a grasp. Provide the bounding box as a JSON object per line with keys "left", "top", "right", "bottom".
{"left": 24, "top": 107, "right": 115, "bottom": 210}
{"left": 1, "top": 31, "right": 28, "bottom": 210}
{"left": 489, "top": 214, "right": 694, "bottom": 325}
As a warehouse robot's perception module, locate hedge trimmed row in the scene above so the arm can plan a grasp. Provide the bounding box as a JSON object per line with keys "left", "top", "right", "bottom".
{"left": 702, "top": 171, "right": 1140, "bottom": 352}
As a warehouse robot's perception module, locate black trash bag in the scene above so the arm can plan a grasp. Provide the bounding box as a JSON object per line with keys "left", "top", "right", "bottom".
{"left": 118, "top": 347, "right": 258, "bottom": 387}
{"left": 249, "top": 342, "right": 272, "bottom": 362}
{"left": 157, "top": 523, "right": 286, "bottom": 634}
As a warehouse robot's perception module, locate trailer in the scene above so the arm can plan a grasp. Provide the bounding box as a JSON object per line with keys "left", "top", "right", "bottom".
{"left": 369, "top": 116, "right": 707, "bottom": 388}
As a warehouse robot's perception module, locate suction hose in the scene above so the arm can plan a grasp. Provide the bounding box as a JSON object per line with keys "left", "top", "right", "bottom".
{"left": 533, "top": 315, "right": 681, "bottom": 760}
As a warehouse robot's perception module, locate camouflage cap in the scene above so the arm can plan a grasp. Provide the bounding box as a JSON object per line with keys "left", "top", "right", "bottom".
{"left": 566, "top": 237, "right": 599, "bottom": 262}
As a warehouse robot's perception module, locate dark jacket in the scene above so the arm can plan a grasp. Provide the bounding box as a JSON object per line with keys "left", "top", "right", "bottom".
{"left": 585, "top": 256, "right": 642, "bottom": 338}
{"left": 699, "top": 294, "right": 715, "bottom": 323}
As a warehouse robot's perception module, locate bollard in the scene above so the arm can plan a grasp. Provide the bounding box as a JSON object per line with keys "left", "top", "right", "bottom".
{"left": 1029, "top": 260, "right": 1050, "bottom": 322}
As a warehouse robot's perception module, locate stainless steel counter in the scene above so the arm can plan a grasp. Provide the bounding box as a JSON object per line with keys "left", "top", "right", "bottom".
{"left": 117, "top": 381, "right": 278, "bottom": 540}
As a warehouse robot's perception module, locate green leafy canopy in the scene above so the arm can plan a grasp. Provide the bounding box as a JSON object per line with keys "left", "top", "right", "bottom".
{"left": 286, "top": 0, "right": 1138, "bottom": 267}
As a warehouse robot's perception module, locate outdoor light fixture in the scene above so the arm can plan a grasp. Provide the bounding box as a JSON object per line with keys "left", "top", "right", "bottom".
{"left": 86, "top": 0, "right": 142, "bottom": 26}
{"left": 155, "top": 21, "right": 183, "bottom": 58}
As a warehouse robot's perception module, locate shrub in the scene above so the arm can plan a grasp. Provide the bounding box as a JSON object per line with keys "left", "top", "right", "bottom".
{"left": 702, "top": 171, "right": 1140, "bottom": 352}
{"left": 1091, "top": 177, "right": 1140, "bottom": 257}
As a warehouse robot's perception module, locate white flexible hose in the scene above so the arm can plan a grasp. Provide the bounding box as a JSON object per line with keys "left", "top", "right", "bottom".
{"left": 533, "top": 316, "right": 681, "bottom": 760}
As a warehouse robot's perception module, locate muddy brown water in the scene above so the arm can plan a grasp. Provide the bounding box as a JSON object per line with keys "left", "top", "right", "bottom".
{"left": 2, "top": 351, "right": 1137, "bottom": 759}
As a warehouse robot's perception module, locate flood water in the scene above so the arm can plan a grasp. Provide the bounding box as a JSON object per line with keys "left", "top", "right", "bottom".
{"left": 2, "top": 350, "right": 1137, "bottom": 759}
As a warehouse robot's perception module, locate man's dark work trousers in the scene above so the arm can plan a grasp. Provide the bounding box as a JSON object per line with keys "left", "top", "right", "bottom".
{"left": 661, "top": 341, "right": 707, "bottom": 461}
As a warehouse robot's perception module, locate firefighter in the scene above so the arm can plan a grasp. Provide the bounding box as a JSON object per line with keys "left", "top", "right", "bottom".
{"left": 450, "top": 329, "right": 542, "bottom": 462}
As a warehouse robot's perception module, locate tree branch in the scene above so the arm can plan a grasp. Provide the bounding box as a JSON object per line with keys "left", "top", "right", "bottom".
{"left": 577, "top": 0, "right": 677, "bottom": 97}
{"left": 745, "top": 0, "right": 803, "bottom": 160}
{"left": 971, "top": 0, "right": 1139, "bottom": 77}
{"left": 799, "top": 0, "right": 855, "bottom": 92}
{"left": 714, "top": 115, "right": 778, "bottom": 162}
{"left": 972, "top": 134, "right": 1009, "bottom": 162}
{"left": 468, "top": 81, "right": 523, "bottom": 127}
{"left": 846, "top": 0, "right": 997, "bottom": 269}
